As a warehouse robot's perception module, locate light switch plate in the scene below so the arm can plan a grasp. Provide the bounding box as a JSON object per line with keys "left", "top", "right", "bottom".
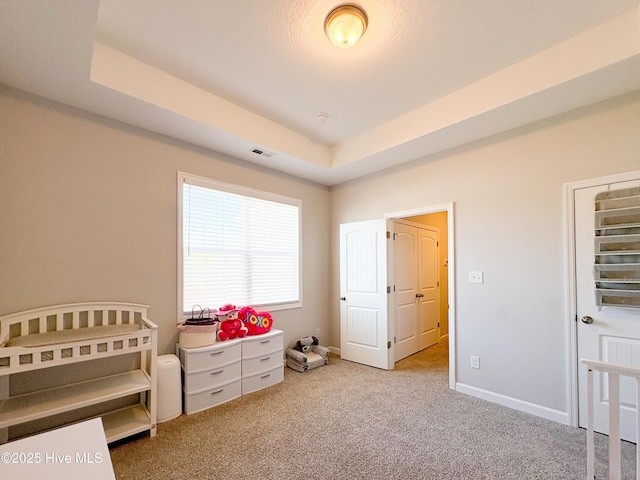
{"left": 469, "top": 271, "right": 484, "bottom": 284}
{"left": 470, "top": 356, "right": 480, "bottom": 369}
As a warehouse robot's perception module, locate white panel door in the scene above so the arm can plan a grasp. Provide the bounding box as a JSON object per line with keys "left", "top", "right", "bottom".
{"left": 394, "top": 222, "right": 418, "bottom": 362}
{"left": 340, "top": 219, "right": 391, "bottom": 370}
{"left": 576, "top": 178, "right": 640, "bottom": 442}
{"left": 418, "top": 228, "right": 439, "bottom": 350}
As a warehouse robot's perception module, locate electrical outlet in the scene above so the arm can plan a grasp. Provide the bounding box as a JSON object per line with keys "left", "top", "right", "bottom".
{"left": 470, "top": 355, "right": 480, "bottom": 369}
{"left": 316, "top": 328, "right": 321, "bottom": 337}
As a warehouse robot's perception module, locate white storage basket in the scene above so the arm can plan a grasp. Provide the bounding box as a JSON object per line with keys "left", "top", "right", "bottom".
{"left": 178, "top": 323, "right": 218, "bottom": 348}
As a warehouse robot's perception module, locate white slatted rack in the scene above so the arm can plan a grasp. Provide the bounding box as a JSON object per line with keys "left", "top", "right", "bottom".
{"left": 594, "top": 187, "right": 640, "bottom": 308}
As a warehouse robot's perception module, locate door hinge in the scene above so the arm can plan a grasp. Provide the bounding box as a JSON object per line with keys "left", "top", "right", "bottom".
{"left": 394, "top": 337, "right": 396, "bottom": 344}
{"left": 386, "top": 231, "right": 390, "bottom": 239}
{"left": 387, "top": 340, "right": 392, "bottom": 349}
{"left": 438, "top": 322, "right": 440, "bottom": 328}
{"left": 437, "top": 281, "right": 440, "bottom": 287}
{"left": 437, "top": 241, "right": 439, "bottom": 247}
{"left": 575, "top": 315, "right": 578, "bottom": 322}
{"left": 387, "top": 286, "right": 391, "bottom": 294}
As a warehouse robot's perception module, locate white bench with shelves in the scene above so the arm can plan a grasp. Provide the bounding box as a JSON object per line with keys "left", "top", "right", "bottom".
{"left": 0, "top": 302, "right": 157, "bottom": 444}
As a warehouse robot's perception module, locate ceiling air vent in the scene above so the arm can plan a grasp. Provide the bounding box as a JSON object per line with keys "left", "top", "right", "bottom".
{"left": 250, "top": 148, "right": 275, "bottom": 158}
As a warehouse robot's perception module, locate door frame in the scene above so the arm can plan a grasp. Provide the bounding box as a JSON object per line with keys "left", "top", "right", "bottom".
{"left": 564, "top": 169, "right": 640, "bottom": 428}
{"left": 385, "top": 202, "right": 456, "bottom": 390}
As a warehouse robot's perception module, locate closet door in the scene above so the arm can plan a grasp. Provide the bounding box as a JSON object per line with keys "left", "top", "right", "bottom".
{"left": 393, "top": 222, "right": 440, "bottom": 362}
{"left": 417, "top": 228, "right": 439, "bottom": 350}
{"left": 394, "top": 222, "right": 418, "bottom": 361}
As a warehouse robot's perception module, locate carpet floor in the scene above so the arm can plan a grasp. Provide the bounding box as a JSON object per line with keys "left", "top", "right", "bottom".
{"left": 109, "top": 341, "right": 636, "bottom": 479}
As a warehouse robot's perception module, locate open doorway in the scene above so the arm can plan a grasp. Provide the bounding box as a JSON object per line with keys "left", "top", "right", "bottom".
{"left": 338, "top": 203, "right": 456, "bottom": 388}
{"left": 392, "top": 212, "right": 449, "bottom": 362}
{"left": 386, "top": 203, "right": 455, "bottom": 389}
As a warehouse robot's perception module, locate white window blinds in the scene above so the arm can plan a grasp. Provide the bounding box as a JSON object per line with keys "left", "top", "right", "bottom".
{"left": 179, "top": 173, "right": 301, "bottom": 315}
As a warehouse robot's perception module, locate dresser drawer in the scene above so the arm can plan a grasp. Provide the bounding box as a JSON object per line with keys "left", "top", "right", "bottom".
{"left": 242, "top": 352, "right": 283, "bottom": 377}
{"left": 242, "top": 330, "right": 283, "bottom": 359}
{"left": 183, "top": 360, "right": 241, "bottom": 394}
{"left": 178, "top": 340, "right": 241, "bottom": 372}
{"left": 184, "top": 378, "right": 242, "bottom": 414}
{"left": 242, "top": 364, "right": 284, "bottom": 395}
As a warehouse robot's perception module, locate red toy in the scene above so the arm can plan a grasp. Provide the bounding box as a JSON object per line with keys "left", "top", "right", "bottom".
{"left": 238, "top": 306, "right": 273, "bottom": 335}
{"left": 214, "top": 304, "right": 248, "bottom": 341}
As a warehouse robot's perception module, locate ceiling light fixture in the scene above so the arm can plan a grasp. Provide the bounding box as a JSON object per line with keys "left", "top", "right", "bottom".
{"left": 324, "top": 5, "right": 368, "bottom": 48}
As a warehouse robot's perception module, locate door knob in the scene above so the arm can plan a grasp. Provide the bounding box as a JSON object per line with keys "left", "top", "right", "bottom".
{"left": 415, "top": 293, "right": 424, "bottom": 298}
{"left": 581, "top": 316, "right": 594, "bottom": 324}
{"left": 340, "top": 297, "right": 346, "bottom": 301}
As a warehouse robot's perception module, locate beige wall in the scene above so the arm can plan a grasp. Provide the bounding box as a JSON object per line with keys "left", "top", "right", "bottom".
{"left": 330, "top": 90, "right": 640, "bottom": 415}
{"left": 0, "top": 86, "right": 331, "bottom": 355}
{"left": 3, "top": 80, "right": 640, "bottom": 424}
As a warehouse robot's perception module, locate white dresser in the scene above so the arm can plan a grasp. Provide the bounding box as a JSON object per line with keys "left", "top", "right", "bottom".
{"left": 177, "top": 329, "right": 283, "bottom": 414}
{"left": 177, "top": 338, "right": 242, "bottom": 415}
{"left": 241, "top": 329, "right": 284, "bottom": 394}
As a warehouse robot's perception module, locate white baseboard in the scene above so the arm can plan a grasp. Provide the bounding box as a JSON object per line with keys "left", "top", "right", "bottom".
{"left": 455, "top": 382, "right": 570, "bottom": 426}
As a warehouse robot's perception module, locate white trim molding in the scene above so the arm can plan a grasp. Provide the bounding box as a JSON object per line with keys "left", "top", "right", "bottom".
{"left": 456, "top": 382, "right": 570, "bottom": 425}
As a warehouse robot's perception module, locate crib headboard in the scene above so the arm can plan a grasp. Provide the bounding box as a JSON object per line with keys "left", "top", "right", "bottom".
{"left": 0, "top": 302, "right": 150, "bottom": 347}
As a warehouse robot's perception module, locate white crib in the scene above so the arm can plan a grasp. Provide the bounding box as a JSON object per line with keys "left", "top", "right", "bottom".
{"left": 581, "top": 358, "right": 640, "bottom": 480}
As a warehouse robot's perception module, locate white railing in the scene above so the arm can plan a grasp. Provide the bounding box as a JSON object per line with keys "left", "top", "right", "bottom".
{"left": 581, "top": 358, "right": 640, "bottom": 480}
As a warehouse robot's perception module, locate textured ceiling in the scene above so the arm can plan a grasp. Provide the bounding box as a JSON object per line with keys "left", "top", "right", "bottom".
{"left": 94, "top": 0, "right": 637, "bottom": 146}
{"left": 1, "top": 1, "right": 640, "bottom": 185}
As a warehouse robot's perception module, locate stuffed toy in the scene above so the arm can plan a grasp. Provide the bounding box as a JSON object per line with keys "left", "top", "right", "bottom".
{"left": 238, "top": 306, "right": 273, "bottom": 335}
{"left": 214, "top": 304, "right": 248, "bottom": 341}
{"left": 286, "top": 336, "right": 329, "bottom": 372}
{"left": 294, "top": 336, "right": 319, "bottom": 353}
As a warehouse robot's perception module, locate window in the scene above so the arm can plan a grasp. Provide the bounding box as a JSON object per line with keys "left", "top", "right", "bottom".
{"left": 178, "top": 172, "right": 301, "bottom": 318}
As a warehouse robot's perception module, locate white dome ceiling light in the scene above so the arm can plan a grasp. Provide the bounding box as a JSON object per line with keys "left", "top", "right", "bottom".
{"left": 324, "top": 5, "right": 368, "bottom": 48}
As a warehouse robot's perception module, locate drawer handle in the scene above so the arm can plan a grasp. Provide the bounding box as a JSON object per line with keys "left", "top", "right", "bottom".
{"left": 260, "top": 340, "right": 270, "bottom": 344}
{"left": 211, "top": 389, "right": 224, "bottom": 395}
{"left": 210, "top": 351, "right": 224, "bottom": 356}
{"left": 211, "top": 370, "right": 223, "bottom": 376}
{"left": 260, "top": 373, "right": 271, "bottom": 379}
{"left": 260, "top": 356, "right": 271, "bottom": 362}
